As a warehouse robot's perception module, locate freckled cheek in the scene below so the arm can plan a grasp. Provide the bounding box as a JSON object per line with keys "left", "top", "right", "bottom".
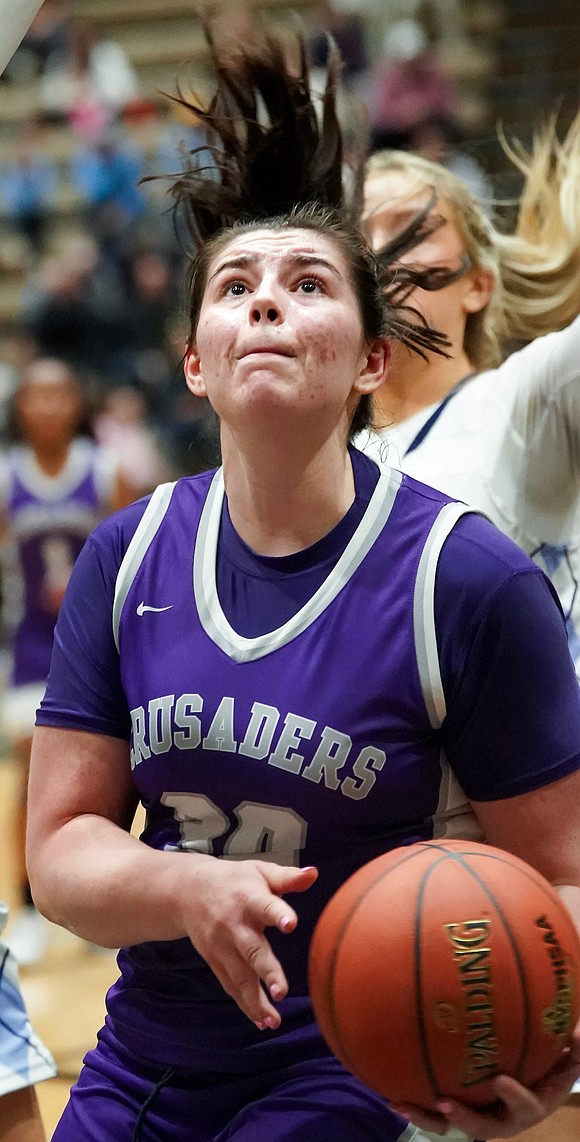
{"left": 317, "top": 346, "right": 337, "bottom": 368}
{"left": 305, "top": 330, "right": 344, "bottom": 370}
{"left": 197, "top": 317, "right": 237, "bottom": 373}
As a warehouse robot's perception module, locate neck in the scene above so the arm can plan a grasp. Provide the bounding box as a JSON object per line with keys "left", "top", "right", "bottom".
{"left": 221, "top": 428, "right": 355, "bottom": 556}
{"left": 374, "top": 342, "right": 476, "bottom": 426}
{"left": 31, "top": 441, "right": 71, "bottom": 476}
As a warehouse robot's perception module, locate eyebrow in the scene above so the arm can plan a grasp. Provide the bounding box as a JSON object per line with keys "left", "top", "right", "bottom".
{"left": 208, "top": 255, "right": 252, "bottom": 283}
{"left": 290, "top": 254, "right": 341, "bottom": 277}
{"left": 209, "top": 251, "right": 342, "bottom": 282}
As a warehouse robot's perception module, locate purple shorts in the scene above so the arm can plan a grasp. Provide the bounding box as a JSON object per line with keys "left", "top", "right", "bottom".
{"left": 51, "top": 1020, "right": 412, "bottom": 1142}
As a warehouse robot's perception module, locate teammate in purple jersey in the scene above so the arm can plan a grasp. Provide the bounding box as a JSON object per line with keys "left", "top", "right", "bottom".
{"left": 0, "top": 358, "right": 130, "bottom": 967}
{"left": 27, "top": 31, "right": 580, "bottom": 1142}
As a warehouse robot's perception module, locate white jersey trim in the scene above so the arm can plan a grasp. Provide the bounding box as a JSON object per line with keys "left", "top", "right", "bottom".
{"left": 413, "top": 502, "right": 483, "bottom": 729}
{"left": 194, "top": 465, "right": 403, "bottom": 664}
{"left": 432, "top": 748, "right": 484, "bottom": 844}
{"left": 10, "top": 439, "right": 98, "bottom": 501}
{"left": 113, "top": 482, "right": 177, "bottom": 651}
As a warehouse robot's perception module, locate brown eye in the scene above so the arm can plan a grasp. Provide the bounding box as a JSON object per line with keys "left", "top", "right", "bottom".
{"left": 298, "top": 278, "right": 323, "bottom": 293}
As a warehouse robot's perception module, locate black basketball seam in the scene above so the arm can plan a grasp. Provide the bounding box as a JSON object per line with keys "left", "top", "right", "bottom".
{"left": 415, "top": 856, "right": 448, "bottom": 1101}
{"left": 322, "top": 846, "right": 436, "bottom": 1084}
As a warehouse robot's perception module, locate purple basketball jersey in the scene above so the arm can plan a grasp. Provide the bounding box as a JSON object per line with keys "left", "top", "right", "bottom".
{"left": 0, "top": 439, "right": 115, "bottom": 685}
{"left": 106, "top": 468, "right": 483, "bottom": 1066}
{"left": 37, "top": 457, "right": 580, "bottom": 1081}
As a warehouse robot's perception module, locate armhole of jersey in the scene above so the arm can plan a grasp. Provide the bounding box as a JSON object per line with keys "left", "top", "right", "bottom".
{"left": 413, "top": 502, "right": 485, "bottom": 729}
{"left": 112, "top": 481, "right": 177, "bottom": 652}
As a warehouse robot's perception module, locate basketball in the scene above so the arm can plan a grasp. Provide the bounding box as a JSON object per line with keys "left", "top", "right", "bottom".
{"left": 308, "top": 839, "right": 580, "bottom": 1109}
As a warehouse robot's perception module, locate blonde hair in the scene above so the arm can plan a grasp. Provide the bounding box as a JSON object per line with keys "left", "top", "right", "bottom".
{"left": 365, "top": 111, "right": 580, "bottom": 369}
{"left": 496, "top": 113, "right": 580, "bottom": 343}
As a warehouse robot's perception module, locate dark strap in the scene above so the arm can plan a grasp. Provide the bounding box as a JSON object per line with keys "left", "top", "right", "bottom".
{"left": 132, "top": 1065, "right": 176, "bottom": 1142}
{"left": 404, "top": 372, "right": 477, "bottom": 456}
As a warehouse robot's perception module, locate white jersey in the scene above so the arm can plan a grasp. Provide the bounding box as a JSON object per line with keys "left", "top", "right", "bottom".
{"left": 0, "top": 902, "right": 56, "bottom": 1095}
{"left": 356, "top": 316, "right": 580, "bottom": 669}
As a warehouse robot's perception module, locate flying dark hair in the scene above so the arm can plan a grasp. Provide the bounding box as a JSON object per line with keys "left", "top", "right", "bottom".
{"left": 165, "top": 29, "right": 353, "bottom": 241}
{"left": 157, "top": 28, "right": 450, "bottom": 435}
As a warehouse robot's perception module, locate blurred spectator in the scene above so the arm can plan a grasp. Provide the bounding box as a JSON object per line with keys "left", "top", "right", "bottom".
{"left": 0, "top": 119, "right": 59, "bottom": 254}
{"left": 19, "top": 234, "right": 127, "bottom": 381}
{"left": 69, "top": 125, "right": 146, "bottom": 260}
{"left": 368, "top": 18, "right": 456, "bottom": 150}
{"left": 0, "top": 334, "right": 38, "bottom": 442}
{"left": 112, "top": 246, "right": 181, "bottom": 409}
{"left": 156, "top": 313, "right": 220, "bottom": 477}
{"left": 309, "top": 1, "right": 368, "bottom": 85}
{"left": 408, "top": 115, "right": 493, "bottom": 209}
{"left": 2, "top": 0, "right": 70, "bottom": 83}
{"left": 92, "top": 385, "right": 170, "bottom": 496}
{"left": 153, "top": 106, "right": 215, "bottom": 181}
{"left": 39, "top": 18, "right": 140, "bottom": 141}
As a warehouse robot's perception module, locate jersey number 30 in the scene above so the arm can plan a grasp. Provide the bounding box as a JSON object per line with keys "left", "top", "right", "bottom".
{"left": 161, "top": 792, "right": 308, "bottom": 867}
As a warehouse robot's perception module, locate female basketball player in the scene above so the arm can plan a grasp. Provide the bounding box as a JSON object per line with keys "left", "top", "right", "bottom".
{"left": 26, "top": 32, "right": 580, "bottom": 1142}
{"left": 357, "top": 114, "right": 580, "bottom": 668}
{"left": 1, "top": 358, "right": 130, "bottom": 967}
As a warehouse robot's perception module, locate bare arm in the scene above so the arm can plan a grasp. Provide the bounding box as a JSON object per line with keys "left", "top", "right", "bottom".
{"left": 472, "top": 767, "right": 580, "bottom": 926}
{"left": 27, "top": 726, "right": 317, "bottom": 1028}
{"left": 27, "top": 727, "right": 183, "bottom": 946}
{"left": 0, "top": 1084, "right": 46, "bottom": 1142}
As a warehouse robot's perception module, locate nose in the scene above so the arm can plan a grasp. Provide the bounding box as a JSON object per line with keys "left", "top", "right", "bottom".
{"left": 249, "top": 280, "right": 284, "bottom": 325}
{"left": 251, "top": 305, "right": 280, "bottom": 323}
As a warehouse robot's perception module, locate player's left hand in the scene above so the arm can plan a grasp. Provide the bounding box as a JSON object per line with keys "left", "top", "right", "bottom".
{"left": 390, "top": 1028, "right": 580, "bottom": 1137}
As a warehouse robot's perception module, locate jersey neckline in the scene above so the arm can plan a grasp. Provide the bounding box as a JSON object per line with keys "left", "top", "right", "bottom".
{"left": 193, "top": 465, "right": 402, "bottom": 663}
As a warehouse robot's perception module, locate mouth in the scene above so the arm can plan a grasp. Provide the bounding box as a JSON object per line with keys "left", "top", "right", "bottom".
{"left": 238, "top": 347, "right": 296, "bottom": 360}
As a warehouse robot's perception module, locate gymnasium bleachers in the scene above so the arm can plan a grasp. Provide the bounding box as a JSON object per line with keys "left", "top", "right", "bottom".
{"left": 0, "top": 0, "right": 319, "bottom": 333}
{"left": 0, "top": 0, "right": 577, "bottom": 336}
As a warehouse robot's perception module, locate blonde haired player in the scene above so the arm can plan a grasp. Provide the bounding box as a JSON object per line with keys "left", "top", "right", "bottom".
{"left": 0, "top": 9, "right": 59, "bottom": 1142}
{"left": 358, "top": 114, "right": 580, "bottom": 674}
{"left": 358, "top": 112, "right": 580, "bottom": 1140}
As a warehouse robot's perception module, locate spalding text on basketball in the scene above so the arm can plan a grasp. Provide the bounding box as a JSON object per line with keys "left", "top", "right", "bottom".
{"left": 444, "top": 919, "right": 500, "bottom": 1087}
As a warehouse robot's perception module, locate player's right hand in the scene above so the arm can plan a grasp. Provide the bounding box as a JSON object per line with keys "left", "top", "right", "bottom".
{"left": 177, "top": 858, "right": 318, "bottom": 1027}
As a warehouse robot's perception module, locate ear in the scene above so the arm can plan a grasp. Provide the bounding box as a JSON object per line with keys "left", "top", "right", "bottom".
{"left": 184, "top": 346, "right": 207, "bottom": 398}
{"left": 462, "top": 266, "right": 494, "bottom": 315}
{"left": 352, "top": 339, "right": 391, "bottom": 396}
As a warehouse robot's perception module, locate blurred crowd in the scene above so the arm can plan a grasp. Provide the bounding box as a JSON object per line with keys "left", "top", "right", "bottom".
{"left": 0, "top": 0, "right": 497, "bottom": 638}
{"left": 0, "top": 0, "right": 224, "bottom": 490}
{"left": 0, "top": 2, "right": 493, "bottom": 499}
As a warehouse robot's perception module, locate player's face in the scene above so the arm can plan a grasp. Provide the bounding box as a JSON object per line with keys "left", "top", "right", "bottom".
{"left": 185, "top": 228, "right": 387, "bottom": 437}
{"left": 362, "top": 171, "right": 479, "bottom": 348}
{"left": 17, "top": 374, "right": 81, "bottom": 448}
{"left": 362, "top": 171, "right": 467, "bottom": 271}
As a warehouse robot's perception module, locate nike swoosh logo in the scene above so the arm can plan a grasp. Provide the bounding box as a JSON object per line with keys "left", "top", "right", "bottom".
{"left": 136, "top": 602, "right": 174, "bottom": 616}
